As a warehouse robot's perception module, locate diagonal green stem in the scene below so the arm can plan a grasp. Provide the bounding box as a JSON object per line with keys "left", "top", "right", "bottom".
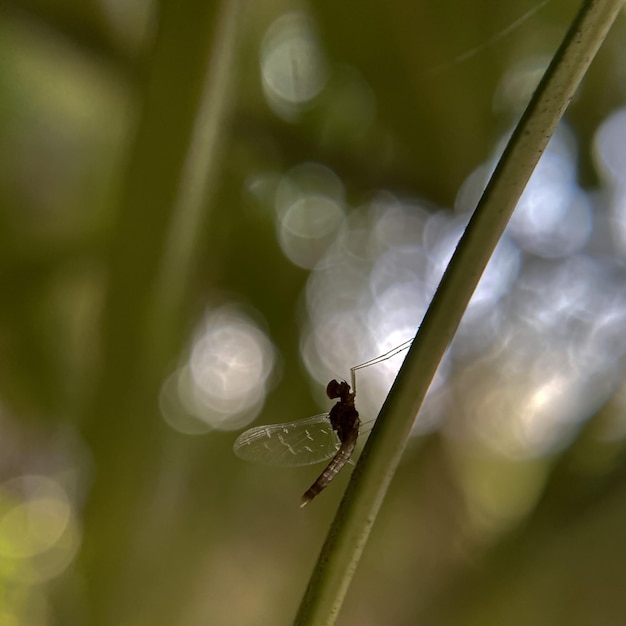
{"left": 294, "top": 1, "right": 626, "bottom": 624}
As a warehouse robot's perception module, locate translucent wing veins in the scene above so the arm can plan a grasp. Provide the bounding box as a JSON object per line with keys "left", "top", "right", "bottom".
{"left": 233, "top": 413, "right": 339, "bottom": 467}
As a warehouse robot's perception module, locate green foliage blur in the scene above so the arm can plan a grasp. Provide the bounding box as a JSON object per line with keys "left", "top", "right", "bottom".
{"left": 0, "top": 0, "right": 625, "bottom": 625}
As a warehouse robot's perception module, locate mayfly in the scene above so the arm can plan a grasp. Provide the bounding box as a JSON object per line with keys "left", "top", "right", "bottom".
{"left": 233, "top": 338, "right": 413, "bottom": 506}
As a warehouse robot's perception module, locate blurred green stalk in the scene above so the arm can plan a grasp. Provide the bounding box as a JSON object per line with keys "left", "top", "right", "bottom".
{"left": 294, "top": 0, "right": 626, "bottom": 625}
{"left": 77, "top": 0, "right": 242, "bottom": 622}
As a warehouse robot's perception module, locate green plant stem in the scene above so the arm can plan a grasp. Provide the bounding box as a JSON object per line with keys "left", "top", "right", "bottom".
{"left": 77, "top": 0, "right": 243, "bottom": 622}
{"left": 294, "top": 1, "right": 626, "bottom": 624}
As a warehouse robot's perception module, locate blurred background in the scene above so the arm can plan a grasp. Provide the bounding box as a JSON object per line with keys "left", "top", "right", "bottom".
{"left": 1, "top": 0, "right": 626, "bottom": 624}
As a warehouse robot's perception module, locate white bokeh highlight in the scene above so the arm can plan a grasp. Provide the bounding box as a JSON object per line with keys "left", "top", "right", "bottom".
{"left": 161, "top": 306, "right": 276, "bottom": 435}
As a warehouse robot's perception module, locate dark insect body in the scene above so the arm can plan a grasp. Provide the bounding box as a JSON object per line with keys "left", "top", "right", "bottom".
{"left": 233, "top": 338, "right": 413, "bottom": 505}
{"left": 300, "top": 379, "right": 360, "bottom": 507}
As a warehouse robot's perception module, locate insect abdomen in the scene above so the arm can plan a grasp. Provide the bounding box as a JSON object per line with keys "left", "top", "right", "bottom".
{"left": 300, "top": 435, "right": 358, "bottom": 507}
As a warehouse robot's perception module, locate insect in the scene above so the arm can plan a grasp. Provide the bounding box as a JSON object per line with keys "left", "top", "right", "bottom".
{"left": 233, "top": 339, "right": 413, "bottom": 506}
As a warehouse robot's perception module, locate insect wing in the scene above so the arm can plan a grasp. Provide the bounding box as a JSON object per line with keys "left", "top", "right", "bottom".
{"left": 233, "top": 414, "right": 339, "bottom": 467}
